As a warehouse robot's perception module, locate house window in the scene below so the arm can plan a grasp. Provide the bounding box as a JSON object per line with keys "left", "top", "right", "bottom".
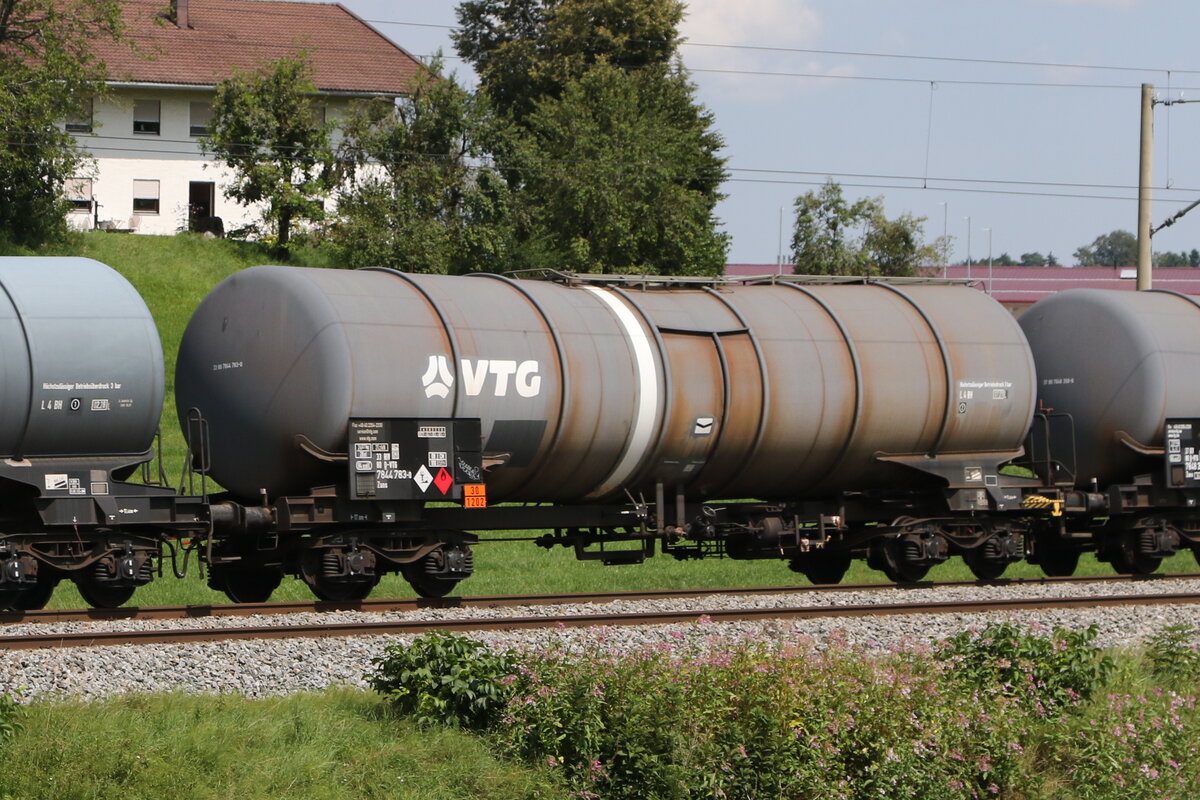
{"left": 66, "top": 178, "right": 93, "bottom": 213}
{"left": 65, "top": 99, "right": 93, "bottom": 133}
{"left": 133, "top": 99, "right": 160, "bottom": 135}
{"left": 189, "top": 101, "right": 212, "bottom": 137}
{"left": 133, "top": 179, "right": 160, "bottom": 214}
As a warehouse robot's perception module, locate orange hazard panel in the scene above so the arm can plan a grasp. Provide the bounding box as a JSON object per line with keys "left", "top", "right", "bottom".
{"left": 463, "top": 484, "right": 487, "bottom": 507}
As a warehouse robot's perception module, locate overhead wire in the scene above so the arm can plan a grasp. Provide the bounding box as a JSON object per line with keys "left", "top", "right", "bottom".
{"left": 362, "top": 16, "right": 1200, "bottom": 76}
{"left": 27, "top": 8, "right": 1200, "bottom": 224}
{"left": 14, "top": 131, "right": 1200, "bottom": 206}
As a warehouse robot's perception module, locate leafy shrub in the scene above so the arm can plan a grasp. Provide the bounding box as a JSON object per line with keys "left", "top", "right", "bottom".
{"left": 365, "top": 625, "right": 1200, "bottom": 799}
{"left": 0, "top": 693, "right": 21, "bottom": 742}
{"left": 1046, "top": 690, "right": 1200, "bottom": 797}
{"left": 936, "top": 622, "right": 1113, "bottom": 715}
{"left": 1145, "top": 624, "right": 1200, "bottom": 684}
{"left": 495, "top": 639, "right": 1037, "bottom": 800}
{"left": 368, "top": 631, "right": 519, "bottom": 729}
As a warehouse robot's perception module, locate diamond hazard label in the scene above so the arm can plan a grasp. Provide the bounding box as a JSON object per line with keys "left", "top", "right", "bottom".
{"left": 413, "top": 465, "right": 433, "bottom": 493}
{"left": 434, "top": 467, "right": 453, "bottom": 495}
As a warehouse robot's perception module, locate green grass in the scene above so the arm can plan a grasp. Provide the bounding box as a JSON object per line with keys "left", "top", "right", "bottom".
{"left": 1, "top": 634, "right": 1196, "bottom": 800}
{"left": 0, "top": 690, "right": 564, "bottom": 800}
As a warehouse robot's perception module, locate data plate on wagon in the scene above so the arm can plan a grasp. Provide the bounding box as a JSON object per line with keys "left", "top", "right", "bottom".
{"left": 348, "top": 418, "right": 482, "bottom": 501}
{"left": 1165, "top": 419, "right": 1200, "bottom": 488}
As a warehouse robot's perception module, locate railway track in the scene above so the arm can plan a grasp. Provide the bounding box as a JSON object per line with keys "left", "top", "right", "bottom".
{"left": 4, "top": 571, "right": 1197, "bottom": 626}
{"left": 1, "top": 574, "right": 1198, "bottom": 650}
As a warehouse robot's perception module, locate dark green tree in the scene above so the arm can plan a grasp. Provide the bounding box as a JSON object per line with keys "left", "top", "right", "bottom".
{"left": 454, "top": 0, "right": 682, "bottom": 120}
{"left": 988, "top": 252, "right": 1016, "bottom": 267}
{"left": 502, "top": 64, "right": 726, "bottom": 274}
{"left": 790, "top": 180, "right": 938, "bottom": 276}
{"left": 334, "top": 60, "right": 514, "bottom": 273}
{"left": 205, "top": 55, "right": 334, "bottom": 257}
{"left": 1019, "top": 252, "right": 1046, "bottom": 266}
{"left": 1073, "top": 230, "right": 1137, "bottom": 267}
{"left": 1155, "top": 250, "right": 1190, "bottom": 267}
{"left": 1190, "top": 248, "right": 1199, "bottom": 268}
{"left": 454, "top": 0, "right": 728, "bottom": 275}
{"left": 0, "top": 0, "right": 123, "bottom": 246}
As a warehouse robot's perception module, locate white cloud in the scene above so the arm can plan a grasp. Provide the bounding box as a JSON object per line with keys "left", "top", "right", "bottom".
{"left": 678, "top": 0, "right": 832, "bottom": 100}
{"left": 680, "top": 0, "right": 821, "bottom": 49}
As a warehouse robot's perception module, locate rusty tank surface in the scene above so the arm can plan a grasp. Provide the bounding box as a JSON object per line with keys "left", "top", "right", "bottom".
{"left": 176, "top": 268, "right": 1036, "bottom": 503}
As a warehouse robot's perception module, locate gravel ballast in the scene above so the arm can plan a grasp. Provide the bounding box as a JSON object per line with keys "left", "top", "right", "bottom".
{"left": 2, "top": 578, "right": 1197, "bottom": 701}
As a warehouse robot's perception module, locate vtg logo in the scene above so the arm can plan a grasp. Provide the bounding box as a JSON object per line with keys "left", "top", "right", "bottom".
{"left": 422, "top": 355, "right": 455, "bottom": 398}
{"left": 421, "top": 355, "right": 542, "bottom": 399}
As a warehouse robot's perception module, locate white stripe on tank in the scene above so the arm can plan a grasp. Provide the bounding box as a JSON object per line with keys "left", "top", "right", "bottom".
{"left": 583, "top": 286, "right": 660, "bottom": 499}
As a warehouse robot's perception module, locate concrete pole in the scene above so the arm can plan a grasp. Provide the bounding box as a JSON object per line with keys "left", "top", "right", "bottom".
{"left": 985, "top": 227, "right": 993, "bottom": 295}
{"left": 965, "top": 216, "right": 971, "bottom": 282}
{"left": 1137, "top": 83, "right": 1153, "bottom": 290}
{"left": 939, "top": 201, "right": 948, "bottom": 278}
{"left": 777, "top": 207, "right": 784, "bottom": 275}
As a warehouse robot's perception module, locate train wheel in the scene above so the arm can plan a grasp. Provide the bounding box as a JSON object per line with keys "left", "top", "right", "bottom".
{"left": 209, "top": 566, "right": 282, "bottom": 604}
{"left": 303, "top": 574, "right": 380, "bottom": 603}
{"left": 789, "top": 551, "right": 851, "bottom": 585}
{"left": 13, "top": 576, "right": 60, "bottom": 611}
{"left": 1107, "top": 529, "right": 1162, "bottom": 576}
{"left": 75, "top": 580, "right": 135, "bottom": 609}
{"left": 1037, "top": 547, "right": 1080, "bottom": 577}
{"left": 403, "top": 547, "right": 473, "bottom": 598}
{"left": 402, "top": 567, "right": 462, "bottom": 599}
{"left": 963, "top": 549, "right": 1008, "bottom": 580}
{"left": 0, "top": 588, "right": 22, "bottom": 612}
{"left": 869, "top": 539, "right": 930, "bottom": 583}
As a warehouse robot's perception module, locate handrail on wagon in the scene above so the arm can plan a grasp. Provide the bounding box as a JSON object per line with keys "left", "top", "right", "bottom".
{"left": 501, "top": 268, "right": 971, "bottom": 289}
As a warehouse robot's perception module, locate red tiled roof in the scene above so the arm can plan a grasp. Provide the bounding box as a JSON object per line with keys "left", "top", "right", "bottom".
{"left": 91, "top": 0, "right": 423, "bottom": 95}
{"left": 726, "top": 264, "right": 1200, "bottom": 304}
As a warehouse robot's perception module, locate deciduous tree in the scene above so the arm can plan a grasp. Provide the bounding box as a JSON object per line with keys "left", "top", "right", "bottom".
{"left": 454, "top": 0, "right": 728, "bottom": 275}
{"left": 0, "top": 0, "right": 123, "bottom": 246}
{"left": 790, "top": 180, "right": 938, "bottom": 277}
{"left": 501, "top": 64, "right": 727, "bottom": 274}
{"left": 205, "top": 55, "right": 334, "bottom": 257}
{"left": 334, "top": 61, "right": 514, "bottom": 273}
{"left": 1073, "top": 230, "right": 1137, "bottom": 267}
{"left": 454, "top": 0, "right": 682, "bottom": 120}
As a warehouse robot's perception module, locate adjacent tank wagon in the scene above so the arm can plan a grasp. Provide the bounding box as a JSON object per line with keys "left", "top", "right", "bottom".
{"left": 0, "top": 258, "right": 206, "bottom": 610}
{"left": 1020, "top": 288, "right": 1200, "bottom": 574}
{"left": 0, "top": 257, "right": 163, "bottom": 461}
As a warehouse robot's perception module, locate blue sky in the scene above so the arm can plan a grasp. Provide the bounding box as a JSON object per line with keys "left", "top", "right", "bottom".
{"left": 314, "top": 0, "right": 1200, "bottom": 265}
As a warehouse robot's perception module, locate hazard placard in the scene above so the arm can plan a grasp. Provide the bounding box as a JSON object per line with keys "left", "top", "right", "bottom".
{"left": 463, "top": 483, "right": 487, "bottom": 507}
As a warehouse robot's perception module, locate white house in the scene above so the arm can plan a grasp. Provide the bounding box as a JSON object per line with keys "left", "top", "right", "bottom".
{"left": 65, "top": 0, "right": 423, "bottom": 235}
